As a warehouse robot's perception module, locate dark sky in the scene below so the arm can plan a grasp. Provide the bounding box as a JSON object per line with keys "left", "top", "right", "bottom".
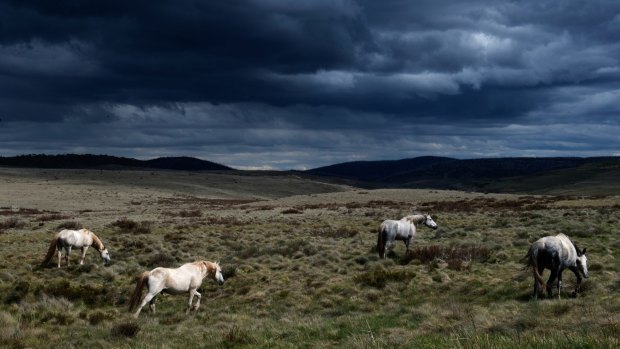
{"left": 1, "top": 0, "right": 619, "bottom": 169}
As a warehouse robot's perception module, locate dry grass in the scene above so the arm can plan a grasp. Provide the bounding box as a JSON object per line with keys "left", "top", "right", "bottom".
{"left": 0, "top": 168, "right": 619, "bottom": 348}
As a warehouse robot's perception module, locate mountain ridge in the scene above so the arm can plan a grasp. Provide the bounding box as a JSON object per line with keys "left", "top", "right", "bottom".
{"left": 0, "top": 154, "right": 232, "bottom": 171}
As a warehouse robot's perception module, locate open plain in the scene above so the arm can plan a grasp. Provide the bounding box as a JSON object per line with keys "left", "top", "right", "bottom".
{"left": 1, "top": 167, "right": 619, "bottom": 348}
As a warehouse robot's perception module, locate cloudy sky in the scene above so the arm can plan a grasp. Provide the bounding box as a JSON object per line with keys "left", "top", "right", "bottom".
{"left": 1, "top": 0, "right": 620, "bottom": 169}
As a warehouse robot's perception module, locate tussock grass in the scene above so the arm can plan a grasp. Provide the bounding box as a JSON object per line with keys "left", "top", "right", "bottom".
{"left": 355, "top": 265, "right": 416, "bottom": 288}
{"left": 110, "top": 217, "right": 152, "bottom": 234}
{"left": 56, "top": 221, "right": 82, "bottom": 230}
{"left": 403, "top": 244, "right": 493, "bottom": 270}
{"left": 0, "top": 217, "right": 25, "bottom": 230}
{"left": 37, "top": 213, "right": 70, "bottom": 222}
{"left": 1, "top": 185, "right": 619, "bottom": 347}
{"left": 111, "top": 322, "right": 140, "bottom": 337}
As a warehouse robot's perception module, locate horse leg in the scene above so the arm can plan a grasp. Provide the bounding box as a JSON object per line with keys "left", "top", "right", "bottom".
{"left": 186, "top": 289, "right": 196, "bottom": 314}
{"left": 405, "top": 238, "right": 411, "bottom": 253}
{"left": 192, "top": 290, "right": 202, "bottom": 311}
{"left": 568, "top": 266, "right": 582, "bottom": 296}
{"left": 546, "top": 268, "right": 558, "bottom": 299}
{"left": 385, "top": 240, "right": 393, "bottom": 258}
{"left": 80, "top": 246, "right": 89, "bottom": 265}
{"left": 134, "top": 291, "right": 157, "bottom": 318}
{"left": 65, "top": 246, "right": 72, "bottom": 266}
{"left": 149, "top": 296, "right": 157, "bottom": 313}
{"left": 557, "top": 270, "right": 564, "bottom": 300}
{"left": 57, "top": 248, "right": 63, "bottom": 268}
{"left": 534, "top": 265, "right": 545, "bottom": 299}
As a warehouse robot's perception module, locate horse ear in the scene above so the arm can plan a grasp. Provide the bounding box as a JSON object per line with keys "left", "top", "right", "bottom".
{"left": 582, "top": 248, "right": 586, "bottom": 255}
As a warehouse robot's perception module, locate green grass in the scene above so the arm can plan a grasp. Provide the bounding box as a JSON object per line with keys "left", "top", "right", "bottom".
{"left": 1, "top": 189, "right": 620, "bottom": 348}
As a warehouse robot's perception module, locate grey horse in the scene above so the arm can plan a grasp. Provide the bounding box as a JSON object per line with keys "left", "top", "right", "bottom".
{"left": 377, "top": 214, "right": 437, "bottom": 259}
{"left": 525, "top": 233, "right": 588, "bottom": 299}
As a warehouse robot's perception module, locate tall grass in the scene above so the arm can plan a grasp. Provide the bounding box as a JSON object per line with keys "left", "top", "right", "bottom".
{"left": 0, "top": 189, "right": 619, "bottom": 348}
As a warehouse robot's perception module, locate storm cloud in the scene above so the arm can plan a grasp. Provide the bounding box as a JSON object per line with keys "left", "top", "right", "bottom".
{"left": 1, "top": 0, "right": 619, "bottom": 169}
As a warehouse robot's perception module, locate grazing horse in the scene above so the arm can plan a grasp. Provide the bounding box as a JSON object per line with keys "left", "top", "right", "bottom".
{"left": 377, "top": 214, "right": 438, "bottom": 258}
{"left": 525, "top": 233, "right": 588, "bottom": 299}
{"left": 128, "top": 260, "right": 225, "bottom": 318}
{"left": 41, "top": 228, "right": 111, "bottom": 268}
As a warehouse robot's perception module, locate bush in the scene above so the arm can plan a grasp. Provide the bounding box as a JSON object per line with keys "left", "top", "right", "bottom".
{"left": 179, "top": 209, "right": 202, "bottom": 217}
{"left": 111, "top": 322, "right": 140, "bottom": 338}
{"left": 402, "top": 244, "right": 492, "bottom": 270}
{"left": 219, "top": 325, "right": 255, "bottom": 347}
{"left": 282, "top": 208, "right": 303, "bottom": 214}
{"left": 56, "top": 221, "right": 82, "bottom": 230}
{"left": 354, "top": 265, "right": 416, "bottom": 288}
{"left": 110, "top": 218, "right": 152, "bottom": 234}
{"left": 0, "top": 218, "right": 25, "bottom": 230}
{"left": 4, "top": 280, "right": 30, "bottom": 304}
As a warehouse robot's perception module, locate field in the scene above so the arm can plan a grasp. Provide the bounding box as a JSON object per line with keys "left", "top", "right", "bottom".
{"left": 1, "top": 168, "right": 619, "bottom": 348}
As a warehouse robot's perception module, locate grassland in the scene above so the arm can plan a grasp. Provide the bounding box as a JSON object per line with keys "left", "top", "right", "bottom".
{"left": 1, "top": 168, "right": 619, "bottom": 348}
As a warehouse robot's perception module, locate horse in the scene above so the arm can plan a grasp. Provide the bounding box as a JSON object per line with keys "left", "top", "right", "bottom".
{"left": 128, "top": 260, "right": 225, "bottom": 318}
{"left": 41, "top": 228, "right": 111, "bottom": 268}
{"left": 525, "top": 233, "right": 588, "bottom": 299}
{"left": 377, "top": 214, "right": 438, "bottom": 258}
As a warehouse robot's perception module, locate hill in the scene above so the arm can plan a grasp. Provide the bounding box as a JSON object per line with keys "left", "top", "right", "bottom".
{"left": 0, "top": 154, "right": 232, "bottom": 171}
{"left": 307, "top": 156, "right": 620, "bottom": 193}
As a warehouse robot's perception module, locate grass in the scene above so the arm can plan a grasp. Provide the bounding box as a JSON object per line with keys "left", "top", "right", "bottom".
{"left": 0, "top": 176, "right": 619, "bottom": 348}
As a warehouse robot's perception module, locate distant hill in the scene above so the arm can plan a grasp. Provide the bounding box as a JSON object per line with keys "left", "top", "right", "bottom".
{"left": 307, "top": 156, "right": 620, "bottom": 192}
{"left": 0, "top": 154, "right": 232, "bottom": 171}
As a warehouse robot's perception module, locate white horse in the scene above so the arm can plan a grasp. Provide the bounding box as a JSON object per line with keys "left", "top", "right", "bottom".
{"left": 377, "top": 214, "right": 438, "bottom": 258}
{"left": 41, "top": 228, "right": 111, "bottom": 268}
{"left": 525, "top": 233, "right": 588, "bottom": 299}
{"left": 128, "top": 260, "right": 225, "bottom": 318}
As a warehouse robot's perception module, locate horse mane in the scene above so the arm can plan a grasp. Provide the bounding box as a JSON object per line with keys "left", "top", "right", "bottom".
{"left": 403, "top": 214, "right": 426, "bottom": 225}
{"left": 201, "top": 260, "right": 219, "bottom": 277}
{"left": 571, "top": 239, "right": 582, "bottom": 256}
{"left": 89, "top": 231, "right": 105, "bottom": 251}
{"left": 557, "top": 233, "right": 581, "bottom": 255}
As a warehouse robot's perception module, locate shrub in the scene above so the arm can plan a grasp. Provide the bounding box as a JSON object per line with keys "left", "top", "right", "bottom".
{"left": 56, "top": 221, "right": 82, "bottom": 230}
{"left": 111, "top": 322, "right": 140, "bottom": 338}
{"left": 87, "top": 310, "right": 115, "bottom": 325}
{"left": 219, "top": 325, "right": 255, "bottom": 347}
{"left": 315, "top": 226, "right": 358, "bottom": 238}
{"left": 4, "top": 280, "right": 30, "bottom": 304}
{"left": 110, "top": 217, "right": 138, "bottom": 231}
{"left": 354, "top": 265, "right": 416, "bottom": 288}
{"left": 37, "top": 214, "right": 69, "bottom": 222}
{"left": 40, "top": 279, "right": 113, "bottom": 306}
{"left": 0, "top": 218, "right": 25, "bottom": 230}
{"left": 282, "top": 208, "right": 303, "bottom": 214}
{"left": 402, "top": 244, "right": 492, "bottom": 270}
{"left": 110, "top": 218, "right": 152, "bottom": 234}
{"left": 146, "top": 252, "right": 177, "bottom": 267}
{"left": 221, "top": 265, "right": 237, "bottom": 279}
{"left": 179, "top": 209, "right": 202, "bottom": 217}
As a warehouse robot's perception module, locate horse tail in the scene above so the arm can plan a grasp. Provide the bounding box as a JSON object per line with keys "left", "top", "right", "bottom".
{"left": 377, "top": 223, "right": 386, "bottom": 258}
{"left": 525, "top": 245, "right": 545, "bottom": 289}
{"left": 128, "top": 271, "right": 149, "bottom": 312}
{"left": 41, "top": 234, "right": 59, "bottom": 266}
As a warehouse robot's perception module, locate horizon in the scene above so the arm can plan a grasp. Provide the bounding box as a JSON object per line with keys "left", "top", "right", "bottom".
{"left": 2, "top": 152, "right": 619, "bottom": 171}
{"left": 2, "top": 1, "right": 620, "bottom": 169}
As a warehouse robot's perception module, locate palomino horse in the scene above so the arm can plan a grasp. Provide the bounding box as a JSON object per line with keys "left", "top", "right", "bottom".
{"left": 377, "top": 214, "right": 438, "bottom": 258}
{"left": 525, "top": 233, "right": 588, "bottom": 299}
{"left": 128, "top": 260, "right": 225, "bottom": 318}
{"left": 41, "top": 228, "right": 111, "bottom": 268}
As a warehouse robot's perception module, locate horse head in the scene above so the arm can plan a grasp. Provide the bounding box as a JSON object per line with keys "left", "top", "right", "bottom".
{"left": 100, "top": 248, "right": 111, "bottom": 265}
{"left": 423, "top": 215, "right": 438, "bottom": 230}
{"left": 576, "top": 248, "right": 588, "bottom": 278}
{"left": 205, "top": 261, "right": 225, "bottom": 285}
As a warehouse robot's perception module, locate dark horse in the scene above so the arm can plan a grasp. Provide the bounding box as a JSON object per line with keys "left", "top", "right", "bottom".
{"left": 525, "top": 233, "right": 588, "bottom": 299}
